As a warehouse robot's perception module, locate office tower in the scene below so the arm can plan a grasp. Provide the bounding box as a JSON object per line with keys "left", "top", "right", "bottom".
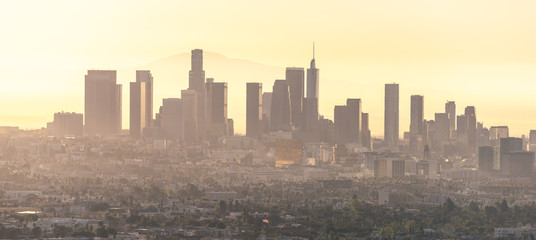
{"left": 159, "top": 98, "right": 183, "bottom": 140}
{"left": 445, "top": 101, "right": 456, "bottom": 139}
{"left": 130, "top": 70, "right": 153, "bottom": 138}
{"left": 384, "top": 84, "right": 399, "bottom": 149}
{"left": 286, "top": 67, "right": 304, "bottom": 128}
{"left": 433, "top": 113, "right": 449, "bottom": 151}
{"left": 499, "top": 137, "right": 523, "bottom": 175}
{"left": 84, "top": 70, "right": 122, "bottom": 136}
{"left": 347, "top": 99, "right": 362, "bottom": 144}
{"left": 504, "top": 152, "right": 534, "bottom": 177}
{"left": 334, "top": 105, "right": 349, "bottom": 145}
{"left": 410, "top": 95, "right": 424, "bottom": 135}
{"left": 181, "top": 90, "right": 198, "bottom": 144}
{"left": 465, "top": 106, "right": 477, "bottom": 153}
{"left": 478, "top": 146, "right": 495, "bottom": 173}
{"left": 271, "top": 80, "right": 292, "bottom": 131}
{"left": 51, "top": 112, "right": 83, "bottom": 138}
{"left": 362, "top": 113, "right": 372, "bottom": 151}
{"left": 206, "top": 81, "right": 228, "bottom": 139}
{"left": 490, "top": 126, "right": 509, "bottom": 147}
{"left": 305, "top": 46, "right": 319, "bottom": 131}
{"left": 246, "top": 83, "right": 262, "bottom": 138}
{"left": 262, "top": 92, "right": 272, "bottom": 132}
{"left": 529, "top": 130, "right": 536, "bottom": 151}
{"left": 188, "top": 49, "right": 207, "bottom": 141}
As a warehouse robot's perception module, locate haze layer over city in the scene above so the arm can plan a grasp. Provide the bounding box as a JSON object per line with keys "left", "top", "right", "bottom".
{"left": 1, "top": 1, "right": 536, "bottom": 239}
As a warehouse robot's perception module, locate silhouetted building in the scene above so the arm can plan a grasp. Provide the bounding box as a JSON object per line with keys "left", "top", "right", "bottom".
{"left": 500, "top": 137, "right": 523, "bottom": 175}
{"left": 465, "top": 106, "right": 477, "bottom": 153}
{"left": 181, "top": 90, "right": 198, "bottom": 144}
{"left": 286, "top": 68, "right": 304, "bottom": 128}
{"left": 305, "top": 49, "right": 319, "bottom": 132}
{"left": 246, "top": 83, "right": 263, "bottom": 138}
{"left": 206, "top": 81, "right": 228, "bottom": 139}
{"left": 84, "top": 70, "right": 122, "bottom": 136}
{"left": 530, "top": 130, "right": 536, "bottom": 151}
{"left": 478, "top": 146, "right": 495, "bottom": 173}
{"left": 362, "top": 112, "right": 372, "bottom": 151}
{"left": 445, "top": 101, "right": 456, "bottom": 139}
{"left": 347, "top": 99, "right": 362, "bottom": 144}
{"left": 410, "top": 95, "right": 424, "bottom": 135}
{"left": 385, "top": 84, "right": 399, "bottom": 150}
{"left": 188, "top": 49, "right": 207, "bottom": 141}
{"left": 262, "top": 92, "right": 272, "bottom": 132}
{"left": 271, "top": 80, "right": 291, "bottom": 131}
{"left": 503, "top": 152, "right": 534, "bottom": 177}
{"left": 434, "top": 113, "right": 449, "bottom": 151}
{"left": 130, "top": 70, "right": 153, "bottom": 138}
{"left": 159, "top": 98, "right": 183, "bottom": 140}
{"left": 490, "top": 126, "right": 509, "bottom": 147}
{"left": 334, "top": 105, "right": 349, "bottom": 145}
{"left": 50, "top": 112, "right": 83, "bottom": 138}
{"left": 227, "top": 119, "right": 234, "bottom": 136}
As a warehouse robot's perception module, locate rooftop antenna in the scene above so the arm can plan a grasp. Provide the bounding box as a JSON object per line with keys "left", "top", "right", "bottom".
{"left": 313, "top": 42, "right": 315, "bottom": 59}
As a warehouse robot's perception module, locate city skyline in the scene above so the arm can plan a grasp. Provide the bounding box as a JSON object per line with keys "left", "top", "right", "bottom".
{"left": 2, "top": 1, "right": 536, "bottom": 137}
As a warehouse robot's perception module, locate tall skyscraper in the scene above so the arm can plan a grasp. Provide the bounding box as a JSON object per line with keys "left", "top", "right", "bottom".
{"left": 465, "top": 106, "right": 477, "bottom": 153}
{"left": 130, "top": 70, "right": 153, "bottom": 138}
{"left": 434, "top": 113, "right": 449, "bottom": 150}
{"left": 159, "top": 98, "right": 183, "bottom": 140}
{"left": 206, "top": 81, "right": 228, "bottom": 139}
{"left": 286, "top": 67, "right": 304, "bottom": 128}
{"left": 246, "top": 83, "right": 263, "bottom": 138}
{"left": 334, "top": 105, "right": 349, "bottom": 145}
{"left": 410, "top": 95, "right": 424, "bottom": 135}
{"left": 490, "top": 126, "right": 509, "bottom": 147}
{"left": 347, "top": 98, "right": 362, "bottom": 144}
{"left": 188, "top": 49, "right": 207, "bottom": 141}
{"left": 181, "top": 90, "right": 198, "bottom": 144}
{"left": 384, "top": 83, "right": 399, "bottom": 149}
{"left": 84, "top": 70, "right": 122, "bottom": 136}
{"left": 262, "top": 92, "right": 272, "bottom": 132}
{"left": 362, "top": 112, "right": 372, "bottom": 150}
{"left": 304, "top": 45, "right": 319, "bottom": 132}
{"left": 445, "top": 101, "right": 456, "bottom": 139}
{"left": 271, "top": 80, "right": 292, "bottom": 131}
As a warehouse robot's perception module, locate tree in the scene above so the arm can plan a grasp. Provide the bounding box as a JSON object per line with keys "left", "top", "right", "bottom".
{"left": 500, "top": 200, "right": 509, "bottom": 212}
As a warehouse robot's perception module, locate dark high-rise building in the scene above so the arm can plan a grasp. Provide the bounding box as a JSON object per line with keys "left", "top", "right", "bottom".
{"left": 478, "top": 146, "right": 495, "bottom": 173}
{"left": 504, "top": 152, "right": 534, "bottom": 177}
{"left": 362, "top": 113, "right": 372, "bottom": 150}
{"left": 465, "top": 106, "right": 477, "bottom": 153}
{"left": 159, "top": 98, "right": 183, "bottom": 140}
{"left": 84, "top": 70, "right": 122, "bottom": 136}
{"left": 262, "top": 92, "right": 272, "bottom": 132}
{"left": 529, "top": 130, "right": 536, "bottom": 151}
{"left": 347, "top": 99, "right": 362, "bottom": 144}
{"left": 271, "top": 80, "right": 292, "bottom": 131}
{"left": 445, "top": 101, "right": 456, "bottom": 139}
{"left": 410, "top": 95, "right": 424, "bottom": 135}
{"left": 246, "top": 83, "right": 262, "bottom": 138}
{"left": 181, "top": 90, "right": 198, "bottom": 144}
{"left": 286, "top": 67, "right": 304, "bottom": 128}
{"left": 333, "top": 99, "right": 361, "bottom": 145}
{"left": 490, "top": 126, "right": 509, "bottom": 147}
{"left": 130, "top": 70, "right": 153, "bottom": 138}
{"left": 500, "top": 137, "right": 523, "bottom": 175}
{"left": 305, "top": 46, "right": 319, "bottom": 131}
{"left": 206, "top": 80, "right": 228, "bottom": 139}
{"left": 188, "top": 49, "right": 207, "bottom": 141}
{"left": 50, "top": 112, "right": 83, "bottom": 138}
{"left": 434, "top": 113, "right": 449, "bottom": 151}
{"left": 334, "top": 105, "right": 349, "bottom": 145}
{"left": 384, "top": 84, "right": 399, "bottom": 149}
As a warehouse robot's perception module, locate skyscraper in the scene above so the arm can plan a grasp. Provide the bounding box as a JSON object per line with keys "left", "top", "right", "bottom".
{"left": 384, "top": 83, "right": 399, "bottom": 149}
{"left": 410, "top": 95, "right": 424, "bottom": 135}
{"left": 206, "top": 81, "right": 228, "bottom": 139}
{"left": 84, "top": 70, "right": 122, "bottom": 136}
{"left": 262, "top": 92, "right": 272, "bottom": 132}
{"left": 434, "top": 113, "right": 449, "bottom": 151}
{"left": 159, "top": 98, "right": 183, "bottom": 140}
{"left": 347, "top": 98, "right": 362, "bottom": 144}
{"left": 181, "top": 90, "right": 198, "bottom": 144}
{"left": 334, "top": 105, "right": 349, "bottom": 145}
{"left": 130, "top": 70, "right": 153, "bottom": 138}
{"left": 304, "top": 45, "right": 319, "bottom": 132}
{"left": 246, "top": 83, "right": 263, "bottom": 138}
{"left": 50, "top": 112, "right": 83, "bottom": 138}
{"left": 271, "top": 80, "right": 291, "bottom": 131}
{"left": 465, "top": 106, "right": 477, "bottom": 153}
{"left": 188, "top": 49, "right": 207, "bottom": 141}
{"left": 445, "top": 101, "right": 456, "bottom": 139}
{"left": 286, "top": 67, "right": 304, "bottom": 128}
{"left": 362, "top": 113, "right": 372, "bottom": 151}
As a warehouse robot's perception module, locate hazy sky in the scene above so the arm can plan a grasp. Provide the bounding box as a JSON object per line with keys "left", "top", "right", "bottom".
{"left": 1, "top": 0, "right": 536, "bottom": 136}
